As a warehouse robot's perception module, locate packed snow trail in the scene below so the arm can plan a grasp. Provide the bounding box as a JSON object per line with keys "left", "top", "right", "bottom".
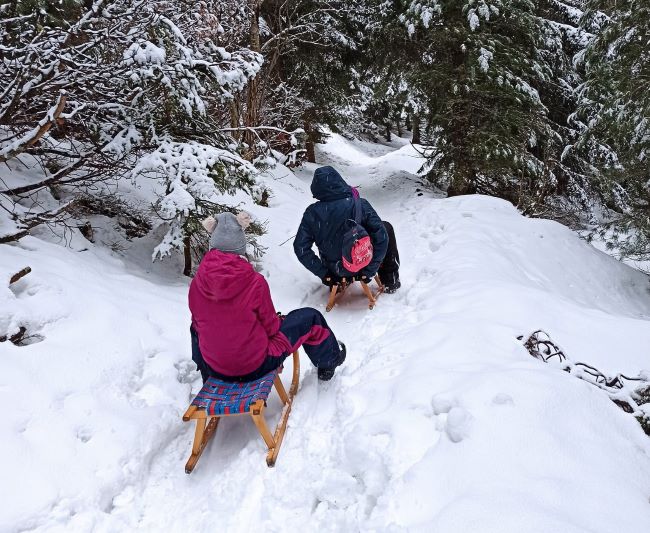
{"left": 2, "top": 134, "right": 650, "bottom": 532}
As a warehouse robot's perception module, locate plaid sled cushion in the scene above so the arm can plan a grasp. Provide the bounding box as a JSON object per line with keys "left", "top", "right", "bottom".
{"left": 191, "top": 369, "right": 279, "bottom": 416}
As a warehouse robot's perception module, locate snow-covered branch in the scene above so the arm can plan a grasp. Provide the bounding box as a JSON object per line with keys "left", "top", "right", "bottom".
{"left": 0, "top": 92, "right": 66, "bottom": 163}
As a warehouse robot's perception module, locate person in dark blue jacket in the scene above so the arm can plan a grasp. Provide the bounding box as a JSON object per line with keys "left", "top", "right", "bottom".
{"left": 294, "top": 166, "right": 401, "bottom": 293}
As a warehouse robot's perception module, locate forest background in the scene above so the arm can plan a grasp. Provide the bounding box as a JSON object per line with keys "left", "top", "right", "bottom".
{"left": 1, "top": 0, "right": 648, "bottom": 271}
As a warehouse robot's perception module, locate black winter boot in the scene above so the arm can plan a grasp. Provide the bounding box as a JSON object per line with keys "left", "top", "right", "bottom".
{"left": 380, "top": 270, "right": 401, "bottom": 294}
{"left": 384, "top": 280, "right": 401, "bottom": 294}
{"left": 318, "top": 342, "right": 346, "bottom": 381}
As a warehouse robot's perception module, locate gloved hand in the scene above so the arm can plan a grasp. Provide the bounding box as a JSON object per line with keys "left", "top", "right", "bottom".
{"left": 356, "top": 269, "right": 376, "bottom": 283}
{"left": 322, "top": 273, "right": 342, "bottom": 287}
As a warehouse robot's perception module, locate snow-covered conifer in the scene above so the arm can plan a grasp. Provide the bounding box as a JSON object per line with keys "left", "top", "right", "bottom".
{"left": 577, "top": 0, "right": 650, "bottom": 257}
{"left": 399, "top": 0, "right": 592, "bottom": 216}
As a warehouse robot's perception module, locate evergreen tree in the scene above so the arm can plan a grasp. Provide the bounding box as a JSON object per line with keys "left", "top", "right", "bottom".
{"left": 399, "top": 0, "right": 591, "bottom": 214}
{"left": 257, "top": 0, "right": 372, "bottom": 161}
{"left": 578, "top": 0, "right": 650, "bottom": 257}
{"left": 352, "top": 1, "right": 428, "bottom": 142}
{"left": 529, "top": 0, "right": 595, "bottom": 220}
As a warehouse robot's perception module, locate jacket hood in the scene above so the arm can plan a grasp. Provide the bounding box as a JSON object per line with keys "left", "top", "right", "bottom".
{"left": 311, "top": 166, "right": 352, "bottom": 201}
{"left": 193, "top": 249, "right": 256, "bottom": 302}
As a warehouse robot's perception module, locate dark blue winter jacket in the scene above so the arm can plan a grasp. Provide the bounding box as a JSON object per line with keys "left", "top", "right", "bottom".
{"left": 294, "top": 166, "right": 388, "bottom": 279}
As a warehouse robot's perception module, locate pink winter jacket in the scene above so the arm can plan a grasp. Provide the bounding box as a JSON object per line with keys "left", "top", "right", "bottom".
{"left": 188, "top": 250, "right": 292, "bottom": 377}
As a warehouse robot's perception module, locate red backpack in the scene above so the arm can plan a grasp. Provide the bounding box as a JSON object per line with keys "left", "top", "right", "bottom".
{"left": 340, "top": 189, "right": 373, "bottom": 273}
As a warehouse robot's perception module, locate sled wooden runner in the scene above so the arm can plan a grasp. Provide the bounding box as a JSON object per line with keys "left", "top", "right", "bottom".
{"left": 326, "top": 275, "right": 385, "bottom": 312}
{"left": 182, "top": 351, "right": 300, "bottom": 473}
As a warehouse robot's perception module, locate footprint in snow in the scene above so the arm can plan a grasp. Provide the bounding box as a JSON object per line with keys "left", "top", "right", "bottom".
{"left": 492, "top": 393, "right": 514, "bottom": 406}
{"left": 76, "top": 426, "right": 93, "bottom": 443}
{"left": 445, "top": 407, "right": 472, "bottom": 443}
{"left": 175, "top": 360, "right": 198, "bottom": 385}
{"left": 430, "top": 395, "right": 472, "bottom": 442}
{"left": 431, "top": 394, "right": 455, "bottom": 415}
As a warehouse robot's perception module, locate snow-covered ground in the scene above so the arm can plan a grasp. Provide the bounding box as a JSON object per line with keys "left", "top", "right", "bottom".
{"left": 2, "top": 134, "right": 650, "bottom": 532}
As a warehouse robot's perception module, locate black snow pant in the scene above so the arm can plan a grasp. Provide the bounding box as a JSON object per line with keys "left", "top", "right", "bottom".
{"left": 191, "top": 307, "right": 341, "bottom": 383}
{"left": 377, "top": 220, "right": 400, "bottom": 287}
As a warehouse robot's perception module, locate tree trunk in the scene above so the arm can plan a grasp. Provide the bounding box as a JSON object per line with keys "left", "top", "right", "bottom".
{"left": 183, "top": 236, "right": 192, "bottom": 277}
{"left": 412, "top": 113, "right": 421, "bottom": 144}
{"left": 304, "top": 120, "right": 316, "bottom": 163}
{"left": 244, "top": 1, "right": 262, "bottom": 150}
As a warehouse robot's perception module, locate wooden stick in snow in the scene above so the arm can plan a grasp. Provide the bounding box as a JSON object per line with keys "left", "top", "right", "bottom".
{"left": 9, "top": 266, "right": 31, "bottom": 285}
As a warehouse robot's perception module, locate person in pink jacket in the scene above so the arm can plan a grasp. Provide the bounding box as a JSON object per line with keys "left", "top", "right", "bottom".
{"left": 189, "top": 212, "right": 346, "bottom": 382}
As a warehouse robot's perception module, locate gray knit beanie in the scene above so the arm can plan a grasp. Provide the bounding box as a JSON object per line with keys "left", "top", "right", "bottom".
{"left": 208, "top": 212, "right": 248, "bottom": 255}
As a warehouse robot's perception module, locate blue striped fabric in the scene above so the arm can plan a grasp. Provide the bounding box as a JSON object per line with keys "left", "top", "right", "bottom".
{"left": 191, "top": 369, "right": 279, "bottom": 416}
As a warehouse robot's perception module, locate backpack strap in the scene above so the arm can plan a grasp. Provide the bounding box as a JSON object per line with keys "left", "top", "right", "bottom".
{"left": 350, "top": 187, "right": 362, "bottom": 224}
{"left": 353, "top": 197, "right": 363, "bottom": 224}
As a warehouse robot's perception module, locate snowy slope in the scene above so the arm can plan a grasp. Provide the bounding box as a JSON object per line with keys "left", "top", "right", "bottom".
{"left": 1, "top": 134, "right": 649, "bottom": 532}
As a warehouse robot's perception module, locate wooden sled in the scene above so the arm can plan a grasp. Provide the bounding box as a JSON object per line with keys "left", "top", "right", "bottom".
{"left": 182, "top": 351, "right": 300, "bottom": 473}
{"left": 326, "top": 274, "right": 385, "bottom": 312}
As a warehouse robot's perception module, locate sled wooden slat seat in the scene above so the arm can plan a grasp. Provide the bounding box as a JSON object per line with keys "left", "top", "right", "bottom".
{"left": 182, "top": 351, "right": 300, "bottom": 473}
{"left": 326, "top": 274, "right": 385, "bottom": 312}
